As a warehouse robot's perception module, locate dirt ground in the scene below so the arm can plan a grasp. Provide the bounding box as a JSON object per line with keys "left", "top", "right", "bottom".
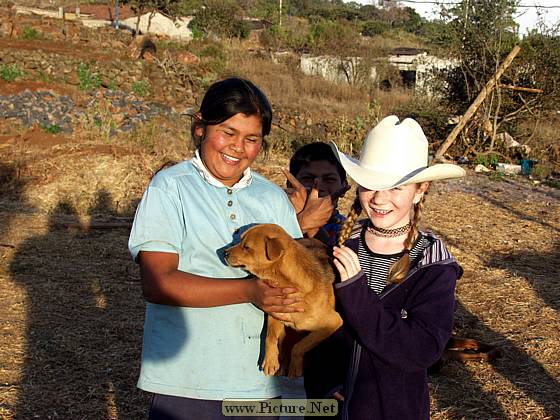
{"left": 0, "top": 132, "right": 559, "bottom": 419}
{"left": 1, "top": 17, "right": 560, "bottom": 420}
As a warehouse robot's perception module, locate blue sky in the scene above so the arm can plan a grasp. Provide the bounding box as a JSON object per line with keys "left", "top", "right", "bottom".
{"left": 349, "top": 1, "right": 560, "bottom": 35}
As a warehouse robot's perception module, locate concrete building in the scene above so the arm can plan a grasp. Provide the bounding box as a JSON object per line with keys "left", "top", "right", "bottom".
{"left": 300, "top": 47, "right": 458, "bottom": 96}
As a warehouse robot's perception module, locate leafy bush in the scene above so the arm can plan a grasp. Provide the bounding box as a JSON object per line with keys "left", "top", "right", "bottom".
{"left": 22, "top": 25, "right": 40, "bottom": 40}
{"left": 189, "top": 0, "right": 249, "bottom": 39}
{"left": 362, "top": 20, "right": 390, "bottom": 37}
{"left": 259, "top": 24, "right": 310, "bottom": 52}
{"left": 132, "top": 80, "right": 150, "bottom": 97}
{"left": 0, "top": 64, "right": 24, "bottom": 81}
{"left": 232, "top": 19, "right": 251, "bottom": 40}
{"left": 42, "top": 124, "right": 62, "bottom": 134}
{"left": 77, "top": 63, "right": 102, "bottom": 91}
{"left": 474, "top": 153, "right": 500, "bottom": 167}
{"left": 308, "top": 19, "right": 362, "bottom": 55}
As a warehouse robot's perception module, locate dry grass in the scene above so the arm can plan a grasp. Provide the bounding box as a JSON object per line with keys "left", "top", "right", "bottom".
{"left": 373, "top": 86, "right": 420, "bottom": 115}
{"left": 365, "top": 29, "right": 428, "bottom": 52}
{"left": 1, "top": 140, "right": 559, "bottom": 419}
{"left": 227, "top": 49, "right": 370, "bottom": 120}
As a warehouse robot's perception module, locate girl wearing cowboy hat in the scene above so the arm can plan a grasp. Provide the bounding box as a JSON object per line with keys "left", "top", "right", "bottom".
{"left": 304, "top": 116, "right": 465, "bottom": 420}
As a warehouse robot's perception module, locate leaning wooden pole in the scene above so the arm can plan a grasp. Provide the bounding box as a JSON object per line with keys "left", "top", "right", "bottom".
{"left": 434, "top": 45, "right": 521, "bottom": 162}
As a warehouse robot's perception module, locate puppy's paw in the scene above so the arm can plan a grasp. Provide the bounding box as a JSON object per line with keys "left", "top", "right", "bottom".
{"left": 288, "top": 358, "right": 304, "bottom": 379}
{"left": 262, "top": 355, "right": 280, "bottom": 376}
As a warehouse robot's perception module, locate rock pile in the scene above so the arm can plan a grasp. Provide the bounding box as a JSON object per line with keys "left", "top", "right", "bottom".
{"left": 0, "top": 90, "right": 75, "bottom": 132}
{"left": 0, "top": 88, "right": 178, "bottom": 134}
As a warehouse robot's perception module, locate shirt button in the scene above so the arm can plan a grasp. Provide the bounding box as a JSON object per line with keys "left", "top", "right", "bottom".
{"left": 227, "top": 189, "right": 233, "bottom": 195}
{"left": 230, "top": 213, "right": 236, "bottom": 220}
{"left": 227, "top": 200, "right": 233, "bottom": 207}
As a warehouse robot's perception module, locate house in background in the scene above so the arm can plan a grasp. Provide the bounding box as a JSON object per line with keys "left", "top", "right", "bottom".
{"left": 300, "top": 47, "right": 458, "bottom": 96}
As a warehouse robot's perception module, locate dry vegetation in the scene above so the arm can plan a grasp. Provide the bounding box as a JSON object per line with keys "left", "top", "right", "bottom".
{"left": 0, "top": 12, "right": 559, "bottom": 420}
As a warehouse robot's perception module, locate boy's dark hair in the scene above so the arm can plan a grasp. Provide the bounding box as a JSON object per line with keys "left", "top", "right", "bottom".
{"left": 289, "top": 142, "right": 347, "bottom": 181}
{"left": 191, "top": 77, "right": 272, "bottom": 148}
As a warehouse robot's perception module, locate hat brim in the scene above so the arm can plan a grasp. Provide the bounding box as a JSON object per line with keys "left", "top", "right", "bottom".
{"left": 330, "top": 142, "right": 465, "bottom": 191}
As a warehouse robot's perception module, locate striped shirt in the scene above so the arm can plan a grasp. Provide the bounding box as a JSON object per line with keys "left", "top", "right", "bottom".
{"left": 358, "top": 228, "right": 431, "bottom": 294}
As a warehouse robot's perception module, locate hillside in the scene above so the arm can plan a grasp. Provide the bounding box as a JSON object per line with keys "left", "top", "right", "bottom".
{"left": 0, "top": 7, "right": 559, "bottom": 420}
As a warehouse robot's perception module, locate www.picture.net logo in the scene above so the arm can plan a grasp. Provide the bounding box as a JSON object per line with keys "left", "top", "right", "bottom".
{"left": 222, "top": 398, "right": 338, "bottom": 417}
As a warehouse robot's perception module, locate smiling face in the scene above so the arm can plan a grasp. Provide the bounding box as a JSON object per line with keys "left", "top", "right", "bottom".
{"left": 197, "top": 113, "right": 263, "bottom": 187}
{"left": 359, "top": 182, "right": 429, "bottom": 230}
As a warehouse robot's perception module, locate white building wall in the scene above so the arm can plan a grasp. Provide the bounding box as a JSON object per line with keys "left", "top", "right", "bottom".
{"left": 301, "top": 52, "right": 457, "bottom": 96}
{"left": 300, "top": 55, "right": 377, "bottom": 85}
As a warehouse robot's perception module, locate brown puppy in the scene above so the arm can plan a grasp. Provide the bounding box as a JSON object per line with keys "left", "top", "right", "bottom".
{"left": 225, "top": 224, "right": 343, "bottom": 378}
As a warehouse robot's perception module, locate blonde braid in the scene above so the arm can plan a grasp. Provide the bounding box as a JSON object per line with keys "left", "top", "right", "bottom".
{"left": 337, "top": 195, "right": 362, "bottom": 246}
{"left": 387, "top": 196, "right": 425, "bottom": 284}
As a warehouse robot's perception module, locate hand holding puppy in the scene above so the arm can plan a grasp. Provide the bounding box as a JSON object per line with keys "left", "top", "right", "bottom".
{"left": 248, "top": 278, "right": 304, "bottom": 314}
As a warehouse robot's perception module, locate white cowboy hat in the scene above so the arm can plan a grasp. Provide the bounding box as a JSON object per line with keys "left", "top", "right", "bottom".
{"left": 330, "top": 115, "right": 465, "bottom": 191}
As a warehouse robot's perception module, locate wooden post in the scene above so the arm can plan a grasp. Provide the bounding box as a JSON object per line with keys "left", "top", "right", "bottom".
{"left": 433, "top": 45, "right": 521, "bottom": 162}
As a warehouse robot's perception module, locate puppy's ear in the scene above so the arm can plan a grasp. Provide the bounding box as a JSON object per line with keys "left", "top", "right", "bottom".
{"left": 265, "top": 237, "right": 284, "bottom": 262}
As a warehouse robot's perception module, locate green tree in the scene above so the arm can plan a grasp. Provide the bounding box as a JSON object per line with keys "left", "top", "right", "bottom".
{"left": 438, "top": 0, "right": 522, "bottom": 154}
{"left": 189, "top": 0, "right": 250, "bottom": 39}
{"left": 442, "top": 0, "right": 518, "bottom": 104}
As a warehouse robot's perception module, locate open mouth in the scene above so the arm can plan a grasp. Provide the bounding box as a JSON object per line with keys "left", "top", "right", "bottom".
{"left": 221, "top": 153, "right": 241, "bottom": 165}
{"left": 372, "top": 208, "right": 391, "bottom": 215}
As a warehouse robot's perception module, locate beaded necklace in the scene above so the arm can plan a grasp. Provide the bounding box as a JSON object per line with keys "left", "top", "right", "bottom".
{"left": 367, "top": 221, "right": 412, "bottom": 238}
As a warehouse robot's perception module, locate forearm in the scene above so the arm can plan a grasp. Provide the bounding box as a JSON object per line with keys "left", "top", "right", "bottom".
{"left": 141, "top": 267, "right": 253, "bottom": 307}
{"left": 138, "top": 251, "right": 303, "bottom": 312}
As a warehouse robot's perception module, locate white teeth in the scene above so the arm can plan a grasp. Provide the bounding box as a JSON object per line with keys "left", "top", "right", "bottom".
{"left": 222, "top": 153, "right": 240, "bottom": 163}
{"left": 373, "top": 208, "right": 390, "bottom": 214}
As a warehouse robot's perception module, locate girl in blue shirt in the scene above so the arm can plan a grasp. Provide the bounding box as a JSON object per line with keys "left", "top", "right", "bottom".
{"left": 129, "top": 78, "right": 303, "bottom": 419}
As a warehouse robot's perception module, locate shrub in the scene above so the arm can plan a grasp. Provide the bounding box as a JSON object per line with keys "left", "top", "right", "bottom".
{"left": 132, "top": 80, "right": 150, "bottom": 97}
{"left": 232, "top": 19, "right": 251, "bottom": 39}
{"left": 42, "top": 124, "right": 62, "bottom": 134}
{"left": 77, "top": 63, "right": 102, "bottom": 91}
{"left": 22, "top": 25, "right": 40, "bottom": 40}
{"left": 189, "top": 0, "right": 248, "bottom": 39}
{"left": 474, "top": 153, "right": 500, "bottom": 167}
{"left": 362, "top": 20, "right": 390, "bottom": 37}
{"left": 259, "top": 24, "right": 310, "bottom": 52}
{"left": 0, "top": 64, "right": 24, "bottom": 81}
{"left": 308, "top": 19, "right": 363, "bottom": 55}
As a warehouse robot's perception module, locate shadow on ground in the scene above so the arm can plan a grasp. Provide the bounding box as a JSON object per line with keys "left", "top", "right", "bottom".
{"left": 8, "top": 189, "right": 148, "bottom": 418}
{"left": 487, "top": 240, "right": 560, "bottom": 313}
{"left": 431, "top": 301, "right": 560, "bottom": 417}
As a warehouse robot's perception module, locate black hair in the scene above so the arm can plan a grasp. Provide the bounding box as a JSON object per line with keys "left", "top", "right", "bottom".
{"left": 289, "top": 142, "right": 347, "bottom": 182}
{"left": 191, "top": 77, "right": 272, "bottom": 149}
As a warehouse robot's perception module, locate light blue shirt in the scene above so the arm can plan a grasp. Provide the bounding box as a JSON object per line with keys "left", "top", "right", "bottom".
{"left": 129, "top": 158, "right": 302, "bottom": 400}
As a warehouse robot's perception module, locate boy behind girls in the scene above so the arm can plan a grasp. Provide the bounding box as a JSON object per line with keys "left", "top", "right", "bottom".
{"left": 287, "top": 142, "right": 350, "bottom": 246}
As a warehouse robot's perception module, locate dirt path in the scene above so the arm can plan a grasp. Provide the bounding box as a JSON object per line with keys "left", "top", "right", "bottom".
{"left": 0, "top": 38, "right": 124, "bottom": 62}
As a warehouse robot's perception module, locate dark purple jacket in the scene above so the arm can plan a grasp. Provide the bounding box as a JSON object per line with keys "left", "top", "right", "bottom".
{"left": 304, "top": 225, "right": 462, "bottom": 420}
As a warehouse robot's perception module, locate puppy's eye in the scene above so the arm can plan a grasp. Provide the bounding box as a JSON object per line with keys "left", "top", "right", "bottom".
{"left": 243, "top": 244, "right": 251, "bottom": 251}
